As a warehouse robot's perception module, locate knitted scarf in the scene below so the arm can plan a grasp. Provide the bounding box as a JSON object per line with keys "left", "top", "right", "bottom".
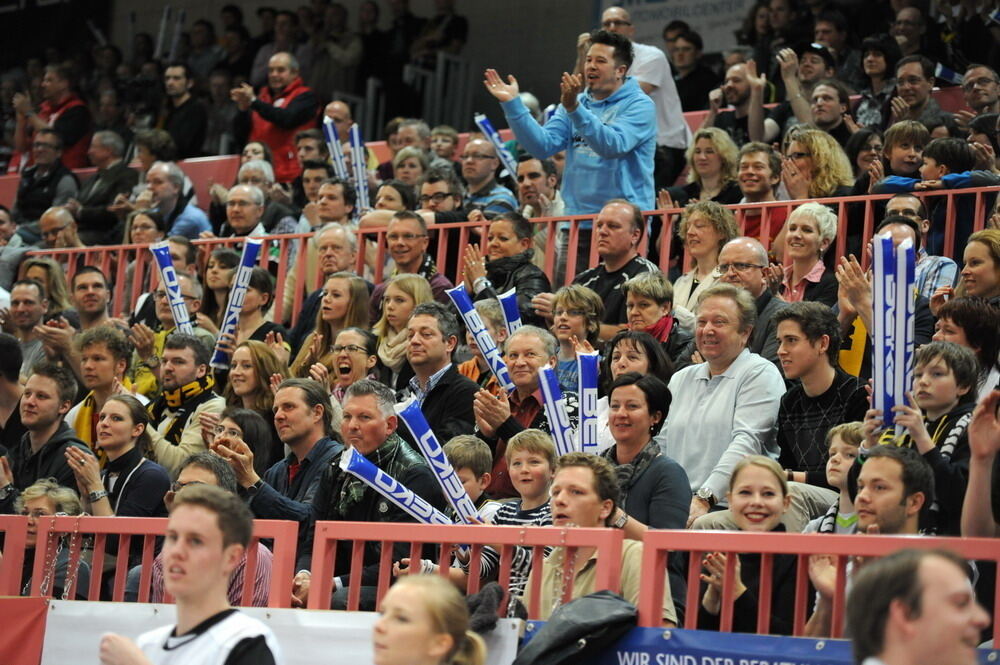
{"left": 148, "top": 374, "right": 217, "bottom": 445}
{"left": 645, "top": 315, "right": 675, "bottom": 344}
{"left": 600, "top": 438, "right": 660, "bottom": 508}
{"left": 378, "top": 328, "right": 409, "bottom": 372}
{"left": 336, "top": 434, "right": 404, "bottom": 514}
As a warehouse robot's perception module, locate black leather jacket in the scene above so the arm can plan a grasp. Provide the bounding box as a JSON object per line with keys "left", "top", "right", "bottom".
{"left": 474, "top": 250, "right": 552, "bottom": 327}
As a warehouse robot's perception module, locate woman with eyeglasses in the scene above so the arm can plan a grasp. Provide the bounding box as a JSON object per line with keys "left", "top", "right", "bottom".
{"left": 65, "top": 395, "right": 170, "bottom": 521}
{"left": 844, "top": 129, "right": 884, "bottom": 180}
{"left": 463, "top": 212, "right": 551, "bottom": 328}
{"left": 289, "top": 272, "right": 370, "bottom": 378}
{"left": 780, "top": 128, "right": 853, "bottom": 202}
{"left": 199, "top": 407, "right": 275, "bottom": 477}
{"left": 550, "top": 284, "right": 603, "bottom": 392}
{"left": 16, "top": 478, "right": 91, "bottom": 599}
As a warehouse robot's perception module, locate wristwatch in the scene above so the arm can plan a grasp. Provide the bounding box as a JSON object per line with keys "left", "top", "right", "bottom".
{"left": 245, "top": 479, "right": 264, "bottom": 497}
{"left": 612, "top": 509, "right": 628, "bottom": 529}
{"left": 88, "top": 489, "right": 109, "bottom": 502}
{"left": 696, "top": 487, "right": 716, "bottom": 508}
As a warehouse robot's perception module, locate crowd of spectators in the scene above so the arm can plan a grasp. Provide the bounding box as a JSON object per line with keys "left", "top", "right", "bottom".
{"left": 0, "top": 0, "right": 999, "bottom": 662}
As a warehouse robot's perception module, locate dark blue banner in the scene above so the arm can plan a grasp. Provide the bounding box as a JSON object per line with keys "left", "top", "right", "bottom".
{"left": 522, "top": 625, "right": 998, "bottom": 665}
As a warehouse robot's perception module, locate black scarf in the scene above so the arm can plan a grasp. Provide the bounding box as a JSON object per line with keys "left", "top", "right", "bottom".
{"left": 336, "top": 434, "right": 404, "bottom": 514}
{"left": 148, "top": 375, "right": 217, "bottom": 445}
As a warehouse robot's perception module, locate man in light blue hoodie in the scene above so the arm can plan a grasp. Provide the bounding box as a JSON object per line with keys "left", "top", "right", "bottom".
{"left": 484, "top": 29, "right": 656, "bottom": 217}
{"left": 484, "top": 30, "right": 656, "bottom": 274}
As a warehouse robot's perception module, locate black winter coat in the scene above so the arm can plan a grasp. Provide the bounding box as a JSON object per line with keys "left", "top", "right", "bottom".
{"left": 474, "top": 250, "right": 551, "bottom": 327}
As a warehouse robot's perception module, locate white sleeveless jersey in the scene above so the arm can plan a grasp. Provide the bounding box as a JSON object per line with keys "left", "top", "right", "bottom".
{"left": 136, "top": 610, "right": 282, "bottom": 665}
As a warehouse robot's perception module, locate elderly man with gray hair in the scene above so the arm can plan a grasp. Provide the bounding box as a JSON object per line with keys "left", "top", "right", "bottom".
{"left": 138, "top": 160, "right": 210, "bottom": 239}
{"left": 66, "top": 130, "right": 139, "bottom": 245}
{"left": 653, "top": 283, "right": 785, "bottom": 526}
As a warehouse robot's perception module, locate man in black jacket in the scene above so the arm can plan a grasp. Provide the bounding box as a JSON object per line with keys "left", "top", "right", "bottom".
{"left": 0, "top": 362, "right": 91, "bottom": 514}
{"left": 162, "top": 63, "right": 207, "bottom": 159}
{"left": 212, "top": 378, "right": 342, "bottom": 560}
{"left": 400, "top": 301, "right": 479, "bottom": 447}
{"left": 66, "top": 131, "right": 138, "bottom": 246}
{"left": 292, "top": 379, "right": 445, "bottom": 610}
{"left": 12, "top": 128, "right": 78, "bottom": 225}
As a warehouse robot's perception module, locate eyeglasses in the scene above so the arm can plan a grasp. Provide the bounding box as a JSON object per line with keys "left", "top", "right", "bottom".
{"left": 226, "top": 199, "right": 256, "bottom": 207}
{"left": 386, "top": 233, "right": 427, "bottom": 242}
{"left": 153, "top": 291, "right": 197, "bottom": 301}
{"left": 602, "top": 19, "right": 631, "bottom": 27}
{"left": 553, "top": 308, "right": 588, "bottom": 318}
{"left": 331, "top": 344, "right": 368, "bottom": 354}
{"left": 787, "top": 151, "right": 811, "bottom": 160}
{"left": 715, "top": 262, "right": 765, "bottom": 275}
{"left": 419, "top": 192, "right": 453, "bottom": 204}
{"left": 460, "top": 153, "right": 496, "bottom": 161}
{"left": 170, "top": 480, "right": 205, "bottom": 493}
{"left": 962, "top": 77, "right": 999, "bottom": 92}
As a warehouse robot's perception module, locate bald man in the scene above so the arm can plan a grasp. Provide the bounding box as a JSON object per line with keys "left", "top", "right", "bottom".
{"left": 716, "top": 237, "right": 785, "bottom": 365}
{"left": 234, "top": 52, "right": 318, "bottom": 183}
{"left": 38, "top": 206, "right": 82, "bottom": 249}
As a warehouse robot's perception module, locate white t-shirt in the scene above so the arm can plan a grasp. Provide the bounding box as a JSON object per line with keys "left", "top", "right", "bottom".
{"left": 136, "top": 609, "right": 282, "bottom": 665}
{"left": 629, "top": 42, "right": 690, "bottom": 150}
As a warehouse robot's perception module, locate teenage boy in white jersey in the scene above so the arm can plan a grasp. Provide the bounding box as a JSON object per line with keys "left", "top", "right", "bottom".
{"left": 98, "top": 484, "right": 281, "bottom": 665}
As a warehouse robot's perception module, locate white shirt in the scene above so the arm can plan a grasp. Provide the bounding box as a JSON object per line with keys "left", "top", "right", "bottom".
{"left": 629, "top": 42, "right": 690, "bottom": 150}
{"left": 136, "top": 609, "right": 282, "bottom": 664}
{"left": 655, "top": 347, "right": 785, "bottom": 500}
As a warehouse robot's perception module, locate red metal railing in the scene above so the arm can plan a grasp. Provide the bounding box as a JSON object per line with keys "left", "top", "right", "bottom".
{"left": 306, "top": 521, "right": 624, "bottom": 617}
{"left": 637, "top": 530, "right": 1000, "bottom": 636}
{"left": 0, "top": 515, "right": 30, "bottom": 595}
{"left": 26, "top": 186, "right": 997, "bottom": 327}
{"left": 28, "top": 515, "right": 298, "bottom": 607}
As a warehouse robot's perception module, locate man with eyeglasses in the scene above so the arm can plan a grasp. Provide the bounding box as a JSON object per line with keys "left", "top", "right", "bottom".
{"left": 716, "top": 237, "right": 787, "bottom": 366}
{"left": 960, "top": 65, "right": 999, "bottom": 119}
{"left": 12, "top": 128, "right": 79, "bottom": 227}
{"left": 887, "top": 56, "right": 947, "bottom": 130}
{"left": 460, "top": 137, "right": 517, "bottom": 216}
{"left": 130, "top": 276, "right": 217, "bottom": 403}
{"left": 137, "top": 161, "right": 211, "bottom": 239}
{"left": 368, "top": 211, "right": 454, "bottom": 323}
{"left": 135, "top": 452, "right": 274, "bottom": 606}
{"left": 211, "top": 378, "right": 342, "bottom": 561}
{"left": 37, "top": 205, "right": 82, "bottom": 250}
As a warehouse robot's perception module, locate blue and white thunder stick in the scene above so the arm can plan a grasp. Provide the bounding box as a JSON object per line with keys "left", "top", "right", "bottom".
{"left": 473, "top": 113, "right": 517, "bottom": 176}
{"left": 497, "top": 288, "right": 522, "bottom": 336}
{"left": 339, "top": 447, "right": 452, "bottom": 525}
{"left": 321, "top": 116, "right": 349, "bottom": 180}
{"left": 446, "top": 286, "right": 515, "bottom": 393}
{"left": 150, "top": 241, "right": 194, "bottom": 334}
{"left": 539, "top": 365, "right": 577, "bottom": 456}
{"left": 872, "top": 233, "right": 897, "bottom": 425}
{"left": 576, "top": 351, "right": 600, "bottom": 454}
{"left": 349, "top": 123, "right": 370, "bottom": 212}
{"left": 893, "top": 238, "right": 916, "bottom": 439}
{"left": 396, "top": 399, "right": 479, "bottom": 524}
{"left": 210, "top": 238, "right": 263, "bottom": 370}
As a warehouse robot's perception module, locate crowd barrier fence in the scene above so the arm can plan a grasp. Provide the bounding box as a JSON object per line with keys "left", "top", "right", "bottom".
{"left": 23, "top": 515, "right": 297, "bottom": 607}
{"left": 25, "top": 185, "right": 997, "bottom": 327}
{"left": 4, "top": 517, "right": 999, "bottom": 639}
{"left": 638, "top": 530, "right": 1000, "bottom": 636}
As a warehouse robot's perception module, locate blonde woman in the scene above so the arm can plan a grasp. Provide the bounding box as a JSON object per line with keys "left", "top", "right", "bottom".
{"left": 680, "top": 128, "right": 742, "bottom": 204}
{"left": 289, "top": 272, "right": 370, "bottom": 377}
{"left": 780, "top": 127, "right": 854, "bottom": 201}
{"left": 780, "top": 202, "right": 839, "bottom": 306}
{"left": 374, "top": 273, "right": 434, "bottom": 392}
{"left": 673, "top": 201, "right": 739, "bottom": 310}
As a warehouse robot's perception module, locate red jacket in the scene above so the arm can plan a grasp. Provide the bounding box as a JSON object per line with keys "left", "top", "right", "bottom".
{"left": 39, "top": 93, "right": 92, "bottom": 169}
{"left": 248, "top": 77, "right": 317, "bottom": 183}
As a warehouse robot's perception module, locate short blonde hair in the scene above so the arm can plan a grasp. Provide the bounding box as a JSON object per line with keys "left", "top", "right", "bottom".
{"left": 686, "top": 127, "right": 739, "bottom": 186}
{"left": 622, "top": 270, "right": 673, "bottom": 306}
{"left": 826, "top": 421, "right": 863, "bottom": 448}
{"left": 787, "top": 201, "right": 838, "bottom": 255}
{"left": 729, "top": 455, "right": 788, "bottom": 496}
{"left": 505, "top": 428, "right": 556, "bottom": 468}
{"left": 15, "top": 478, "right": 83, "bottom": 515}
{"left": 392, "top": 145, "right": 429, "bottom": 173}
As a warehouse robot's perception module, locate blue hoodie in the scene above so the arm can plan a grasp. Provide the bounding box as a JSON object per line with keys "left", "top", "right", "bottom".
{"left": 500, "top": 76, "right": 656, "bottom": 216}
